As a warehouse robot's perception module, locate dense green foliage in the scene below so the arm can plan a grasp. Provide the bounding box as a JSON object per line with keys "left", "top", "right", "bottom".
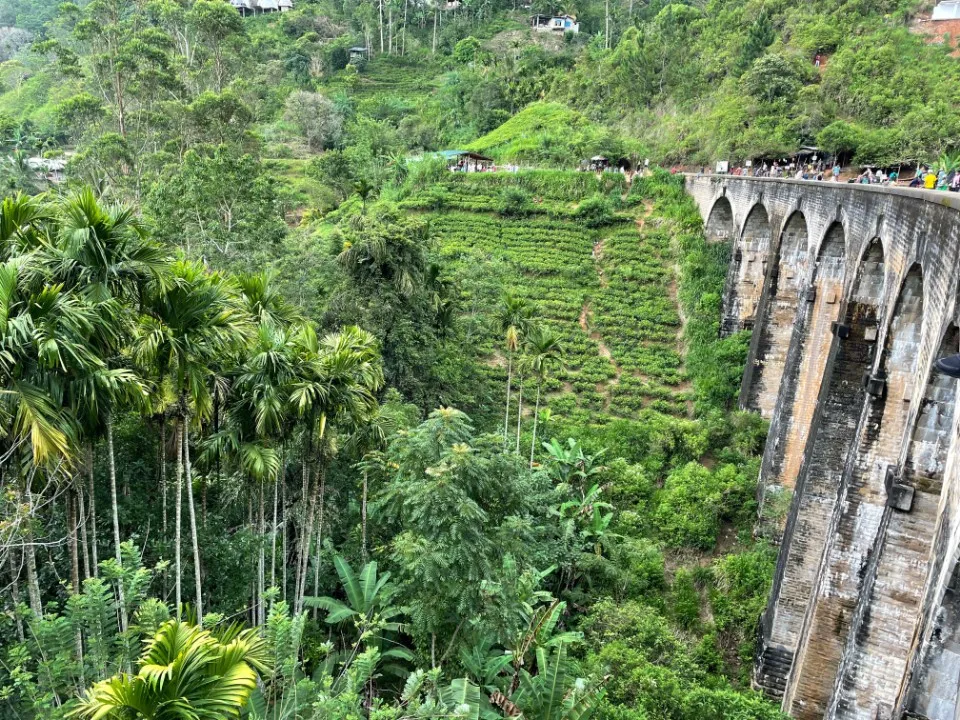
{"left": 0, "top": 0, "right": 879, "bottom": 716}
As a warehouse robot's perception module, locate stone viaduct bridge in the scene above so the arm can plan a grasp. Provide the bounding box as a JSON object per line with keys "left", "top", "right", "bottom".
{"left": 685, "top": 175, "right": 960, "bottom": 720}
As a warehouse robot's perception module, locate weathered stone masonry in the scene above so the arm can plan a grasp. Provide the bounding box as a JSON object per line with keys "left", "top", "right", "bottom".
{"left": 685, "top": 176, "right": 960, "bottom": 719}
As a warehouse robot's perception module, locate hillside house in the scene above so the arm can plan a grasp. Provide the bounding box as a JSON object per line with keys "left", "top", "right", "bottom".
{"left": 531, "top": 14, "right": 579, "bottom": 33}
{"left": 26, "top": 157, "right": 66, "bottom": 184}
{"left": 933, "top": 1, "right": 960, "bottom": 19}
{"left": 230, "top": 0, "right": 293, "bottom": 15}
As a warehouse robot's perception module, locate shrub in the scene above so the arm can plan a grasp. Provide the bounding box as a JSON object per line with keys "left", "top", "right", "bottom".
{"left": 496, "top": 186, "right": 531, "bottom": 217}
{"left": 670, "top": 568, "right": 701, "bottom": 632}
{"left": 575, "top": 194, "right": 614, "bottom": 227}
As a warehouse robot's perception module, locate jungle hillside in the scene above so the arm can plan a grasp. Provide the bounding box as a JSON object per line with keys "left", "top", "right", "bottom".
{"left": 0, "top": 0, "right": 956, "bottom": 718}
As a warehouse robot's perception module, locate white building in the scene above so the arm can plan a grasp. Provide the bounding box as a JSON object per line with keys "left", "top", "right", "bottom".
{"left": 230, "top": 0, "right": 294, "bottom": 15}
{"left": 933, "top": 0, "right": 960, "bottom": 20}
{"left": 531, "top": 14, "right": 579, "bottom": 34}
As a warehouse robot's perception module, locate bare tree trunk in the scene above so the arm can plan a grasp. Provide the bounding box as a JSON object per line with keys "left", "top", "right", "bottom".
{"left": 402, "top": 0, "right": 408, "bottom": 55}
{"left": 174, "top": 419, "right": 183, "bottom": 614}
{"left": 282, "top": 474, "right": 288, "bottom": 602}
{"left": 23, "top": 484, "right": 42, "bottom": 617}
{"left": 515, "top": 378, "right": 524, "bottom": 453}
{"left": 86, "top": 447, "right": 99, "bottom": 577}
{"left": 378, "top": 0, "right": 384, "bottom": 52}
{"left": 605, "top": 0, "right": 610, "bottom": 49}
{"left": 311, "top": 468, "right": 325, "bottom": 618}
{"left": 258, "top": 480, "right": 265, "bottom": 626}
{"left": 361, "top": 469, "right": 369, "bottom": 562}
{"left": 68, "top": 487, "right": 80, "bottom": 593}
{"left": 529, "top": 383, "right": 541, "bottom": 468}
{"left": 295, "top": 451, "right": 309, "bottom": 612}
{"left": 296, "top": 460, "right": 320, "bottom": 614}
{"left": 504, "top": 354, "right": 513, "bottom": 445}
{"left": 107, "top": 416, "right": 129, "bottom": 633}
{"left": 432, "top": 9, "right": 438, "bottom": 53}
{"left": 183, "top": 419, "right": 203, "bottom": 622}
{"left": 161, "top": 419, "right": 167, "bottom": 542}
{"left": 271, "top": 472, "right": 279, "bottom": 594}
{"left": 9, "top": 552, "right": 24, "bottom": 641}
{"left": 77, "top": 480, "right": 90, "bottom": 581}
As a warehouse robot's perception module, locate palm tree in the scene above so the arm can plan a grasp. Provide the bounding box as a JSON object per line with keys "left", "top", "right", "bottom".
{"left": 289, "top": 325, "right": 383, "bottom": 613}
{"left": 498, "top": 293, "right": 532, "bottom": 446}
{"left": 46, "top": 188, "right": 167, "bottom": 304}
{"left": 525, "top": 326, "right": 564, "bottom": 467}
{"left": 70, "top": 619, "right": 269, "bottom": 719}
{"left": 45, "top": 189, "right": 164, "bottom": 632}
{"left": 133, "top": 259, "right": 250, "bottom": 619}
{"left": 353, "top": 178, "right": 374, "bottom": 214}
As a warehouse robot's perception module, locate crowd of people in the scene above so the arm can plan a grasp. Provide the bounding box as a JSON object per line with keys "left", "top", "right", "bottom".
{"left": 694, "top": 159, "right": 960, "bottom": 192}
{"left": 907, "top": 165, "right": 960, "bottom": 192}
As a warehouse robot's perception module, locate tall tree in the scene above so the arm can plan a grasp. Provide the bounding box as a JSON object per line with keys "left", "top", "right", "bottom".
{"left": 134, "top": 259, "right": 249, "bottom": 619}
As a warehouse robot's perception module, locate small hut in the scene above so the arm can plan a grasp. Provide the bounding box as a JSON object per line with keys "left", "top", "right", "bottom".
{"left": 588, "top": 155, "right": 609, "bottom": 171}
{"left": 531, "top": 14, "right": 580, "bottom": 33}
{"left": 230, "top": 0, "right": 291, "bottom": 15}
{"left": 349, "top": 46, "right": 370, "bottom": 63}
{"left": 438, "top": 150, "right": 495, "bottom": 172}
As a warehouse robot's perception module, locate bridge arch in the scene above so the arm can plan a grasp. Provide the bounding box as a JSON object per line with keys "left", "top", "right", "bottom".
{"left": 704, "top": 195, "right": 734, "bottom": 245}
{"left": 742, "top": 210, "right": 809, "bottom": 417}
{"left": 721, "top": 203, "right": 772, "bottom": 335}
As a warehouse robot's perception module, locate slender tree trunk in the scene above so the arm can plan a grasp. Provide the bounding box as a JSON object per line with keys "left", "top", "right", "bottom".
{"left": 378, "top": 0, "right": 384, "bottom": 52}
{"left": 183, "top": 419, "right": 203, "bottom": 622}
{"left": 605, "top": 0, "right": 610, "bottom": 49}
{"left": 174, "top": 418, "right": 184, "bottom": 614}
{"left": 530, "top": 383, "right": 541, "bottom": 468}
{"left": 282, "top": 474, "right": 287, "bottom": 603}
{"left": 68, "top": 487, "right": 80, "bottom": 593}
{"left": 23, "top": 484, "right": 42, "bottom": 617}
{"left": 402, "top": 0, "right": 408, "bottom": 55}
{"left": 432, "top": 9, "right": 437, "bottom": 53}
{"left": 9, "top": 552, "right": 24, "bottom": 641}
{"left": 504, "top": 354, "right": 513, "bottom": 445}
{"left": 361, "top": 469, "right": 369, "bottom": 562}
{"left": 296, "top": 460, "right": 320, "bottom": 614}
{"left": 271, "top": 473, "right": 279, "bottom": 593}
{"left": 77, "top": 480, "right": 90, "bottom": 581}
{"left": 515, "top": 378, "right": 524, "bottom": 453}
{"left": 161, "top": 419, "right": 167, "bottom": 543}
{"left": 86, "top": 447, "right": 98, "bottom": 577}
{"left": 107, "top": 416, "right": 129, "bottom": 633}
{"left": 258, "top": 480, "right": 265, "bottom": 626}
{"left": 311, "top": 468, "right": 326, "bottom": 618}
{"left": 295, "top": 450, "right": 309, "bottom": 613}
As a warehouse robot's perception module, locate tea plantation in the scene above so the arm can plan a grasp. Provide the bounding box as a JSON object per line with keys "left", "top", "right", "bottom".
{"left": 400, "top": 169, "right": 708, "bottom": 428}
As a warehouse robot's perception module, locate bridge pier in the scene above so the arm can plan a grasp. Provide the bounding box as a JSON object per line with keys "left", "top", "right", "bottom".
{"left": 685, "top": 176, "right": 960, "bottom": 718}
